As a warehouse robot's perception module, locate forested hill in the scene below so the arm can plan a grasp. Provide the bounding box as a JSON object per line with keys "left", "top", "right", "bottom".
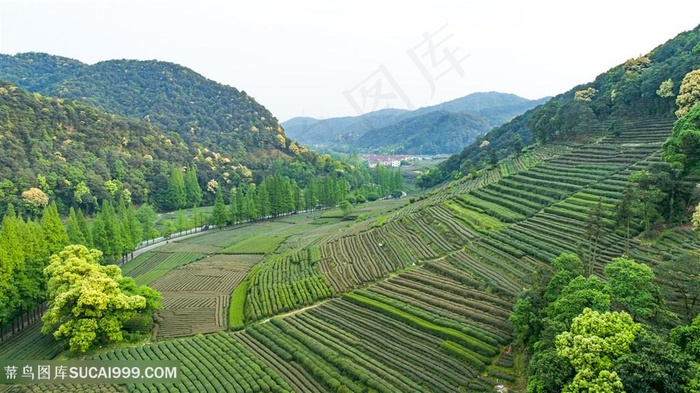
{"left": 0, "top": 79, "right": 193, "bottom": 213}
{"left": 282, "top": 92, "right": 547, "bottom": 153}
{"left": 418, "top": 24, "right": 700, "bottom": 187}
{"left": 0, "top": 53, "right": 306, "bottom": 172}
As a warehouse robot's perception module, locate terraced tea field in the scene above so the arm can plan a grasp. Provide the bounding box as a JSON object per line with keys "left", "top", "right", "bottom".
{"left": 152, "top": 254, "right": 261, "bottom": 339}
{"left": 2, "top": 118, "right": 698, "bottom": 392}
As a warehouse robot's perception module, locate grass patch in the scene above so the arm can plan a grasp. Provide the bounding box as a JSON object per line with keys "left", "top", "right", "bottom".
{"left": 220, "top": 235, "right": 286, "bottom": 254}
{"left": 121, "top": 251, "right": 156, "bottom": 276}
{"left": 320, "top": 209, "right": 344, "bottom": 218}
{"left": 134, "top": 252, "right": 206, "bottom": 285}
{"left": 228, "top": 280, "right": 248, "bottom": 330}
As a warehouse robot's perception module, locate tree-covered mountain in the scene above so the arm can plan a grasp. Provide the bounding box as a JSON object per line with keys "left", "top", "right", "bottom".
{"left": 0, "top": 79, "right": 195, "bottom": 214}
{"left": 355, "top": 110, "right": 489, "bottom": 154}
{"left": 282, "top": 92, "right": 548, "bottom": 153}
{"left": 0, "top": 53, "right": 313, "bottom": 175}
{"left": 418, "top": 24, "right": 700, "bottom": 187}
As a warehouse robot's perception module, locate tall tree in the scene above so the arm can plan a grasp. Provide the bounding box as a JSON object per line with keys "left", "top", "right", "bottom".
{"left": 0, "top": 205, "right": 23, "bottom": 326}
{"left": 166, "top": 166, "right": 187, "bottom": 211}
{"left": 658, "top": 252, "right": 700, "bottom": 323}
{"left": 123, "top": 202, "right": 143, "bottom": 256}
{"left": 604, "top": 257, "right": 660, "bottom": 320}
{"left": 66, "top": 207, "right": 86, "bottom": 246}
{"left": 136, "top": 204, "right": 158, "bottom": 241}
{"left": 544, "top": 253, "right": 584, "bottom": 304}
{"left": 184, "top": 164, "right": 203, "bottom": 207}
{"left": 614, "top": 185, "right": 635, "bottom": 253}
{"left": 75, "top": 208, "right": 92, "bottom": 247}
{"left": 228, "top": 188, "right": 240, "bottom": 224}
{"left": 211, "top": 188, "right": 228, "bottom": 228}
{"left": 41, "top": 202, "right": 68, "bottom": 256}
{"left": 675, "top": 69, "right": 700, "bottom": 118}
{"left": 585, "top": 198, "right": 605, "bottom": 275}
{"left": 629, "top": 170, "right": 663, "bottom": 232}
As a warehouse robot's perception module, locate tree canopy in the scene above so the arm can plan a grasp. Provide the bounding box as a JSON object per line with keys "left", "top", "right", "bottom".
{"left": 42, "top": 245, "right": 161, "bottom": 353}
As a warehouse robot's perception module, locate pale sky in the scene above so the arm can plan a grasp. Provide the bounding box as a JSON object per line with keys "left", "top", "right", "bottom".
{"left": 1, "top": 1, "right": 698, "bottom": 122}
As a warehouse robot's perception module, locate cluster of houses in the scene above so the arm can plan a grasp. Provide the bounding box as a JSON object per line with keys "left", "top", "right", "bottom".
{"left": 359, "top": 154, "right": 447, "bottom": 168}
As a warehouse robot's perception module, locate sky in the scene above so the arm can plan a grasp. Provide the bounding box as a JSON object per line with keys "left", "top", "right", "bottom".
{"left": 0, "top": 1, "right": 699, "bottom": 122}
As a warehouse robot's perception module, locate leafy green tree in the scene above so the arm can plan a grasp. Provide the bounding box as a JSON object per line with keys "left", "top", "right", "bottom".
{"left": 92, "top": 201, "right": 124, "bottom": 263}
{"left": 161, "top": 220, "right": 176, "bottom": 239}
{"left": 123, "top": 202, "right": 143, "bottom": 256}
{"left": 675, "top": 69, "right": 700, "bottom": 118}
{"left": 629, "top": 170, "right": 664, "bottom": 232}
{"left": 545, "top": 276, "right": 611, "bottom": 327}
{"left": 21, "top": 218, "right": 47, "bottom": 307}
{"left": 211, "top": 188, "right": 228, "bottom": 228}
{"left": 339, "top": 200, "right": 352, "bottom": 219}
{"left": 555, "top": 308, "right": 641, "bottom": 393}
{"left": 0, "top": 205, "right": 23, "bottom": 324}
{"left": 604, "top": 257, "right": 660, "bottom": 320}
{"left": 75, "top": 208, "right": 92, "bottom": 247}
{"left": 615, "top": 329, "right": 694, "bottom": 393}
{"left": 527, "top": 348, "right": 574, "bottom": 393}
{"left": 693, "top": 202, "right": 700, "bottom": 231}
{"left": 228, "top": 188, "right": 240, "bottom": 224}
{"left": 256, "top": 181, "right": 271, "bottom": 218}
{"left": 670, "top": 313, "right": 700, "bottom": 361}
{"left": 41, "top": 202, "right": 68, "bottom": 256}
{"left": 42, "top": 245, "right": 160, "bottom": 353}
{"left": 656, "top": 78, "right": 675, "bottom": 98}
{"left": 664, "top": 102, "right": 700, "bottom": 174}
{"left": 544, "top": 254, "right": 584, "bottom": 303}
{"left": 175, "top": 210, "right": 188, "bottom": 233}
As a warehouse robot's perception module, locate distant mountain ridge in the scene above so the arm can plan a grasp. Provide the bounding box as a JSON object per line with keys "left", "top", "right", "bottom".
{"left": 283, "top": 92, "right": 548, "bottom": 154}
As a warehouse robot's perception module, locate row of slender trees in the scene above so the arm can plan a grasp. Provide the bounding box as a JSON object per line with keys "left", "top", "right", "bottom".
{"left": 0, "top": 203, "right": 69, "bottom": 337}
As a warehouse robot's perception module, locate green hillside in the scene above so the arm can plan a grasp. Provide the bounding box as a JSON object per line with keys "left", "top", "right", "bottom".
{"left": 418, "top": 25, "right": 700, "bottom": 187}
{"left": 0, "top": 53, "right": 319, "bottom": 177}
{"left": 0, "top": 80, "right": 193, "bottom": 213}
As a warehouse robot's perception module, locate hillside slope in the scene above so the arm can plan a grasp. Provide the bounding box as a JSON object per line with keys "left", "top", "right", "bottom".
{"left": 419, "top": 24, "right": 700, "bottom": 187}
{"left": 0, "top": 80, "right": 194, "bottom": 212}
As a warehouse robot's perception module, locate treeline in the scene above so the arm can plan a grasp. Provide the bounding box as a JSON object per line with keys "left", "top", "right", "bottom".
{"left": 0, "top": 197, "right": 162, "bottom": 336}
{"left": 511, "top": 253, "right": 699, "bottom": 392}
{"left": 0, "top": 203, "right": 69, "bottom": 335}
{"left": 211, "top": 166, "right": 404, "bottom": 227}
